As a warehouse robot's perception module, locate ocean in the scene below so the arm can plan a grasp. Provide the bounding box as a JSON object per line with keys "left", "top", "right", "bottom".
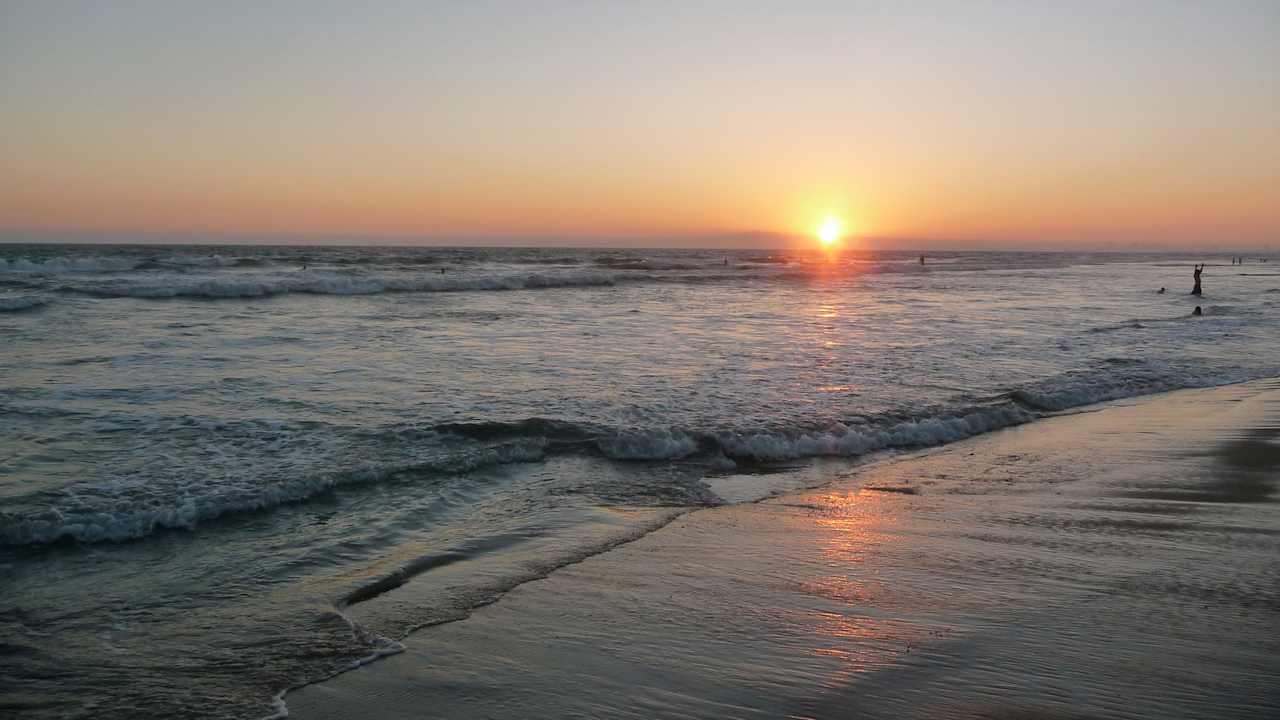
{"left": 1, "top": 244, "right": 1277, "bottom": 719}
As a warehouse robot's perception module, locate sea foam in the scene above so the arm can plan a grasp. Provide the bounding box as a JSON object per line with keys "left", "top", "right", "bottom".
{"left": 64, "top": 270, "right": 620, "bottom": 299}
{"left": 0, "top": 437, "right": 548, "bottom": 546}
{"left": 0, "top": 256, "right": 140, "bottom": 273}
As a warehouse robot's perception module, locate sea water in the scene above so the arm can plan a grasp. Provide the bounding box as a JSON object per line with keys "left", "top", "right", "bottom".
{"left": 1, "top": 244, "right": 1277, "bottom": 718}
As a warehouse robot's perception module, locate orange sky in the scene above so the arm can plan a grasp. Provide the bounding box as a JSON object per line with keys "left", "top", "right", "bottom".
{"left": 2, "top": 2, "right": 1277, "bottom": 249}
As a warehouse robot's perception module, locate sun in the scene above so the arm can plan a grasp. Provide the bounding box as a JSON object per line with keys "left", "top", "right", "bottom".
{"left": 817, "top": 216, "right": 843, "bottom": 247}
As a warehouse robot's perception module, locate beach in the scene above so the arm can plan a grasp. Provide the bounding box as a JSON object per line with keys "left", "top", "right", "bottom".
{"left": 287, "top": 379, "right": 1280, "bottom": 719}
{"left": 3, "top": 247, "right": 1278, "bottom": 719}
{"left": 5, "top": 3, "right": 1280, "bottom": 717}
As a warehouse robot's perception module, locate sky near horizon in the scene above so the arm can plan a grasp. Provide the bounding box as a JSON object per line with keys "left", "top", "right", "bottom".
{"left": 2, "top": 1, "right": 1278, "bottom": 249}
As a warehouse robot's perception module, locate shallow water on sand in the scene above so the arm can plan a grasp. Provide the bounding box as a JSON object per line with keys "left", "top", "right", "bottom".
{"left": 1, "top": 246, "right": 1278, "bottom": 718}
{"left": 289, "top": 380, "right": 1280, "bottom": 720}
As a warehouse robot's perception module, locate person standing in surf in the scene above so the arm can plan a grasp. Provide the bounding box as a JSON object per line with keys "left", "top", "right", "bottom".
{"left": 1191, "top": 263, "right": 1204, "bottom": 295}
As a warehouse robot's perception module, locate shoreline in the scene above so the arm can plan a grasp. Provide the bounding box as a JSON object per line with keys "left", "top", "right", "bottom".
{"left": 283, "top": 378, "right": 1280, "bottom": 719}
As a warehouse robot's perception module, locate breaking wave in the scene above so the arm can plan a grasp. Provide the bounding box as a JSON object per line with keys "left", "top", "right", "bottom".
{"left": 4, "top": 347, "right": 1274, "bottom": 549}
{"left": 0, "top": 253, "right": 261, "bottom": 273}
{"left": 436, "top": 361, "right": 1280, "bottom": 465}
{"left": 62, "top": 270, "right": 620, "bottom": 299}
{"left": 0, "top": 256, "right": 140, "bottom": 273}
{"left": 713, "top": 404, "right": 1032, "bottom": 461}
{"left": 429, "top": 407, "right": 1034, "bottom": 464}
{"left": 0, "top": 436, "right": 549, "bottom": 546}
{"left": 0, "top": 403, "right": 1033, "bottom": 547}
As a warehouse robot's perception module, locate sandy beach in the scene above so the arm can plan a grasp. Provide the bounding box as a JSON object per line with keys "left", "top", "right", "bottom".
{"left": 287, "top": 379, "right": 1280, "bottom": 719}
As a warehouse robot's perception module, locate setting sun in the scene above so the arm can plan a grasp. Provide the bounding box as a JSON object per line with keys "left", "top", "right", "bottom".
{"left": 817, "top": 216, "right": 844, "bottom": 247}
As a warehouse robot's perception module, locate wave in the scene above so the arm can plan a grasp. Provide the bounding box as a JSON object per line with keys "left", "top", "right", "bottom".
{"left": 0, "top": 405, "right": 1025, "bottom": 547}
{"left": 434, "top": 417, "right": 596, "bottom": 442}
{"left": 330, "top": 254, "right": 443, "bottom": 267}
{"left": 0, "top": 295, "right": 50, "bottom": 312}
{"left": 1085, "top": 315, "right": 1191, "bottom": 333}
{"left": 63, "top": 270, "right": 620, "bottom": 299}
{"left": 0, "top": 438, "right": 548, "bottom": 547}
{"left": 713, "top": 404, "right": 1033, "bottom": 461}
{"left": 157, "top": 254, "right": 242, "bottom": 268}
{"left": 0, "top": 253, "right": 265, "bottom": 273}
{"left": 437, "top": 363, "right": 1277, "bottom": 464}
{"left": 24, "top": 261, "right": 1022, "bottom": 302}
{"left": 0, "top": 256, "right": 140, "bottom": 273}
{"left": 1082, "top": 302, "right": 1261, "bottom": 333}
{"left": 510, "top": 256, "right": 583, "bottom": 265}
{"left": 7, "top": 358, "right": 1272, "bottom": 548}
{"left": 591, "top": 258, "right": 700, "bottom": 270}
{"left": 1086, "top": 321, "right": 1149, "bottom": 333}
{"left": 459, "top": 404, "right": 1032, "bottom": 464}
{"left": 434, "top": 402, "right": 1050, "bottom": 466}
{"left": 1198, "top": 304, "right": 1258, "bottom": 316}
{"left": 1006, "top": 361, "right": 1251, "bottom": 412}
{"left": 740, "top": 254, "right": 793, "bottom": 265}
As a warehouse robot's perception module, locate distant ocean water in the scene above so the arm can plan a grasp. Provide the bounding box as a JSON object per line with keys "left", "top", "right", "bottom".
{"left": 1, "top": 244, "right": 1277, "bottom": 719}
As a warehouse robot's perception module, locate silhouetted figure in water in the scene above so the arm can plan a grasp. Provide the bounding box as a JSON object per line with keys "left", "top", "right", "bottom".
{"left": 1158, "top": 287, "right": 1166, "bottom": 294}
{"left": 1193, "top": 306, "right": 1202, "bottom": 316}
{"left": 919, "top": 255, "right": 925, "bottom": 266}
{"left": 1191, "top": 263, "right": 1203, "bottom": 296}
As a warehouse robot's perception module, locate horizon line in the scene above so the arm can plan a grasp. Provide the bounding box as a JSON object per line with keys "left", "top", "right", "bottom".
{"left": 1, "top": 228, "right": 1276, "bottom": 253}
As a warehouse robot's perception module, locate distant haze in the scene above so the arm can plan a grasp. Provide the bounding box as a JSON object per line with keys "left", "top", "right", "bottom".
{"left": 2, "top": 1, "right": 1278, "bottom": 250}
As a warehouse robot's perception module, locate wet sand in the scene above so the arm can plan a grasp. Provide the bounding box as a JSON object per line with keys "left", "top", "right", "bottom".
{"left": 286, "top": 380, "right": 1280, "bottom": 719}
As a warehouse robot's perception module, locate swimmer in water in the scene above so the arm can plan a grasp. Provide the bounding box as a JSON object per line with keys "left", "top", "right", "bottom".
{"left": 1193, "top": 306, "right": 1202, "bottom": 316}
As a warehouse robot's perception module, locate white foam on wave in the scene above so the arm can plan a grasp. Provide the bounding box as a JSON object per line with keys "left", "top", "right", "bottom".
{"left": 553, "top": 404, "right": 1036, "bottom": 464}
{"left": 160, "top": 254, "right": 240, "bottom": 268}
{"left": 596, "top": 430, "right": 700, "bottom": 460}
{"left": 1, "top": 437, "right": 548, "bottom": 546}
{"left": 70, "top": 270, "right": 620, "bottom": 299}
{"left": 589, "top": 362, "right": 1279, "bottom": 463}
{"left": 716, "top": 403, "right": 1033, "bottom": 461}
{"left": 9, "top": 355, "right": 1274, "bottom": 548}
{"left": 0, "top": 256, "right": 139, "bottom": 273}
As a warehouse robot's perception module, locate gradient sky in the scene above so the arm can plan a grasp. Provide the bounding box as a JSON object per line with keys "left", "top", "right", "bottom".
{"left": 2, "top": 1, "right": 1278, "bottom": 248}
